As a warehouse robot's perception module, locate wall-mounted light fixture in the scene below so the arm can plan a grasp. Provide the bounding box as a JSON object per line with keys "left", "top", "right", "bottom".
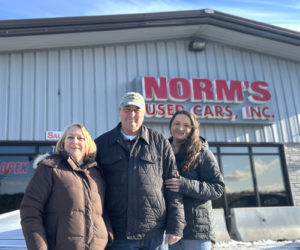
{"left": 188, "top": 40, "right": 206, "bottom": 52}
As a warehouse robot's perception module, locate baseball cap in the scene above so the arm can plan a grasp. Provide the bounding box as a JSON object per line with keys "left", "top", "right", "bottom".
{"left": 120, "top": 92, "right": 145, "bottom": 110}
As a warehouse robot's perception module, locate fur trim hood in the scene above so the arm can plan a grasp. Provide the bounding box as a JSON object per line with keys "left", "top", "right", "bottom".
{"left": 32, "top": 153, "right": 50, "bottom": 169}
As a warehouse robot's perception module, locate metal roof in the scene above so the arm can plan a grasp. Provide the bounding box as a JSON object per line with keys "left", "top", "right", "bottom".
{"left": 0, "top": 9, "right": 300, "bottom": 61}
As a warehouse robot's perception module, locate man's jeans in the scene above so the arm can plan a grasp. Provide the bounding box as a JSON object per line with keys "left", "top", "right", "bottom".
{"left": 169, "top": 239, "right": 211, "bottom": 250}
{"left": 107, "top": 235, "right": 168, "bottom": 250}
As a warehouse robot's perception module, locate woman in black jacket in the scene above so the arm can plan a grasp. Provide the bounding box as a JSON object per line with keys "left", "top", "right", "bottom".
{"left": 165, "top": 110, "right": 225, "bottom": 250}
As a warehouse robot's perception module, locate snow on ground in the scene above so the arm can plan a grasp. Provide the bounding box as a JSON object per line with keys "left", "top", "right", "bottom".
{"left": 214, "top": 240, "right": 300, "bottom": 249}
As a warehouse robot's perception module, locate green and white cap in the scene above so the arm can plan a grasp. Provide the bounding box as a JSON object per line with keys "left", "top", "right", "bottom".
{"left": 120, "top": 92, "right": 145, "bottom": 110}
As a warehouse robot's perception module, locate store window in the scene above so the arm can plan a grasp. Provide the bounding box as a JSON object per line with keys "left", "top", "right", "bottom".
{"left": 211, "top": 144, "right": 291, "bottom": 210}
{"left": 0, "top": 143, "right": 55, "bottom": 214}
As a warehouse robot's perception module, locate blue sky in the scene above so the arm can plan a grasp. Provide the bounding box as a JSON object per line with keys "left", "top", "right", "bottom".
{"left": 1, "top": 0, "right": 300, "bottom": 32}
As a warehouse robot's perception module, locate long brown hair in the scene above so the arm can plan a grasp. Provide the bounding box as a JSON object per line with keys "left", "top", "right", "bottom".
{"left": 169, "top": 110, "right": 202, "bottom": 171}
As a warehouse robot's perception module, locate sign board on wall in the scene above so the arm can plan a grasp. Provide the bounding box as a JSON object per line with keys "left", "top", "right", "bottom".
{"left": 132, "top": 76, "right": 275, "bottom": 124}
{"left": 46, "top": 131, "right": 63, "bottom": 141}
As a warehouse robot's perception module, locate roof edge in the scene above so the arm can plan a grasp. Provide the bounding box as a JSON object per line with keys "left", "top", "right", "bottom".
{"left": 1, "top": 9, "right": 300, "bottom": 46}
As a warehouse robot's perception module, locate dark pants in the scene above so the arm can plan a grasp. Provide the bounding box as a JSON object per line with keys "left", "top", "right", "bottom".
{"left": 107, "top": 235, "right": 168, "bottom": 250}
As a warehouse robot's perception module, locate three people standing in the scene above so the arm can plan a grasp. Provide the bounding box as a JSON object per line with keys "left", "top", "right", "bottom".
{"left": 20, "top": 92, "right": 224, "bottom": 250}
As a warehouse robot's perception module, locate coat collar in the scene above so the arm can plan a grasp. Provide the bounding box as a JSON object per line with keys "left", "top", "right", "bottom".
{"left": 108, "top": 122, "right": 150, "bottom": 145}
{"left": 35, "top": 151, "right": 97, "bottom": 171}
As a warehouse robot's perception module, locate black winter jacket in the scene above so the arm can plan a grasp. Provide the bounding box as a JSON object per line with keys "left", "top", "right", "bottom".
{"left": 171, "top": 138, "right": 225, "bottom": 243}
{"left": 95, "top": 123, "right": 185, "bottom": 240}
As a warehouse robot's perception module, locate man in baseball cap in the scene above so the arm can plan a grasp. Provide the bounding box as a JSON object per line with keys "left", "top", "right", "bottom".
{"left": 95, "top": 91, "right": 185, "bottom": 249}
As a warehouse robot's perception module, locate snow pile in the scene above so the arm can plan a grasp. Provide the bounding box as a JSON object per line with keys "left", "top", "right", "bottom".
{"left": 214, "top": 239, "right": 300, "bottom": 249}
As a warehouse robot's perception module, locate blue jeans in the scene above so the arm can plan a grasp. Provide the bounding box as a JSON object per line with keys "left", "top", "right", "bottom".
{"left": 107, "top": 235, "right": 167, "bottom": 250}
{"left": 169, "top": 239, "right": 211, "bottom": 250}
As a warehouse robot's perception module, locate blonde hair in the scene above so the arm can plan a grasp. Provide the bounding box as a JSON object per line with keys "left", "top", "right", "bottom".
{"left": 56, "top": 123, "right": 97, "bottom": 161}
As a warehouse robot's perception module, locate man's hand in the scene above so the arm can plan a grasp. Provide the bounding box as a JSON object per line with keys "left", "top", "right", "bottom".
{"left": 165, "top": 234, "right": 181, "bottom": 245}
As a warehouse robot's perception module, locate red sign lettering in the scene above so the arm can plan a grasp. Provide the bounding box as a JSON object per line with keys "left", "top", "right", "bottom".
{"left": 142, "top": 76, "right": 274, "bottom": 122}
{"left": 0, "top": 161, "right": 29, "bottom": 175}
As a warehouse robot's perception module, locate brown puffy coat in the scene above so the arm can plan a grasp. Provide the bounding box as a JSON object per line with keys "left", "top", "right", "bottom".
{"left": 20, "top": 151, "right": 111, "bottom": 250}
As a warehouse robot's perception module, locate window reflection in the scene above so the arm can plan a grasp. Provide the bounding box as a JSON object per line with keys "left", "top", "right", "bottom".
{"left": 0, "top": 156, "right": 35, "bottom": 213}
{"left": 252, "top": 147, "right": 278, "bottom": 154}
{"left": 221, "top": 155, "right": 256, "bottom": 208}
{"left": 0, "top": 142, "right": 56, "bottom": 214}
{"left": 39, "top": 145, "right": 55, "bottom": 153}
{"left": 253, "top": 155, "right": 288, "bottom": 206}
{"left": 0, "top": 146, "right": 35, "bottom": 154}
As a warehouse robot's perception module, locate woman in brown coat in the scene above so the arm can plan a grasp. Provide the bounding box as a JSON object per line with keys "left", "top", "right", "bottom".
{"left": 20, "top": 124, "right": 112, "bottom": 250}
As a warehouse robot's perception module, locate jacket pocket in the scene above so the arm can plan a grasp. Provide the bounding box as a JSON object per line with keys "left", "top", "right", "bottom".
{"left": 101, "top": 155, "right": 123, "bottom": 165}
{"left": 100, "top": 155, "right": 123, "bottom": 172}
{"left": 139, "top": 154, "right": 163, "bottom": 179}
{"left": 139, "top": 154, "right": 157, "bottom": 164}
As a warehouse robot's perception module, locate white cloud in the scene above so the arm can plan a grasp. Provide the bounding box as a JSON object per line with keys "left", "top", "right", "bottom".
{"left": 225, "top": 157, "right": 279, "bottom": 182}
{"left": 258, "top": 183, "right": 284, "bottom": 192}
{"left": 225, "top": 169, "right": 251, "bottom": 181}
{"left": 255, "top": 158, "right": 279, "bottom": 176}
{"left": 84, "top": 0, "right": 197, "bottom": 15}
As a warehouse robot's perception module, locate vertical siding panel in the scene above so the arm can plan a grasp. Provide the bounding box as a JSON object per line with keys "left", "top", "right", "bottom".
{"left": 59, "top": 49, "right": 72, "bottom": 129}
{"left": 267, "top": 57, "right": 282, "bottom": 142}
{"left": 235, "top": 126, "right": 246, "bottom": 142}
{"left": 126, "top": 44, "right": 137, "bottom": 85}
{"left": 204, "top": 43, "right": 218, "bottom": 78}
{"left": 176, "top": 40, "right": 188, "bottom": 77}
{"left": 8, "top": 54, "right": 22, "bottom": 139}
{"left": 105, "top": 46, "right": 118, "bottom": 130}
{"left": 204, "top": 125, "right": 217, "bottom": 142}
{"left": 0, "top": 55, "right": 9, "bottom": 140}
{"left": 195, "top": 44, "right": 208, "bottom": 77}
{"left": 213, "top": 44, "right": 228, "bottom": 78}
{"left": 213, "top": 45, "right": 231, "bottom": 142}
{"left": 250, "top": 53, "right": 265, "bottom": 142}
{"left": 224, "top": 125, "right": 235, "bottom": 142}
{"left": 156, "top": 41, "right": 168, "bottom": 76}
{"left": 115, "top": 46, "right": 127, "bottom": 104}
{"left": 136, "top": 43, "right": 148, "bottom": 77}
{"left": 34, "top": 52, "right": 47, "bottom": 140}
{"left": 288, "top": 62, "right": 300, "bottom": 141}
{"left": 269, "top": 59, "right": 290, "bottom": 142}
{"left": 252, "top": 54, "right": 271, "bottom": 142}
{"left": 94, "top": 47, "right": 108, "bottom": 136}
{"left": 225, "top": 48, "right": 247, "bottom": 142}
{"left": 47, "top": 51, "right": 60, "bottom": 132}
{"left": 71, "top": 49, "right": 84, "bottom": 124}
{"left": 146, "top": 123, "right": 170, "bottom": 137}
{"left": 146, "top": 43, "right": 159, "bottom": 76}
{"left": 166, "top": 41, "right": 178, "bottom": 77}
{"left": 206, "top": 45, "right": 226, "bottom": 142}
{"left": 21, "top": 52, "right": 35, "bottom": 140}
{"left": 186, "top": 41, "right": 198, "bottom": 77}
{"left": 82, "top": 48, "right": 96, "bottom": 136}
{"left": 278, "top": 60, "right": 300, "bottom": 142}
{"left": 260, "top": 56, "right": 277, "bottom": 142}
{"left": 199, "top": 125, "right": 207, "bottom": 141}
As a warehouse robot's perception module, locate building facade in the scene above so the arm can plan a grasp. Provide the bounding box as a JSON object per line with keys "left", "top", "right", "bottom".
{"left": 0, "top": 9, "right": 300, "bottom": 227}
